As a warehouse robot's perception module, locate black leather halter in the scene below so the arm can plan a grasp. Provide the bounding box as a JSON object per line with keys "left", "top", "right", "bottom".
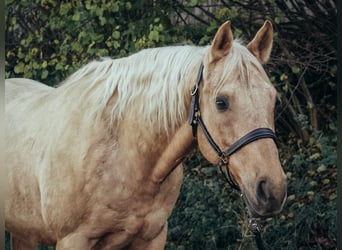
{"left": 188, "top": 63, "right": 279, "bottom": 191}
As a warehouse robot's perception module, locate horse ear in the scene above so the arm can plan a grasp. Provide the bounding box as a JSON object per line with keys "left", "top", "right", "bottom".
{"left": 247, "top": 20, "right": 273, "bottom": 63}
{"left": 210, "top": 21, "right": 233, "bottom": 63}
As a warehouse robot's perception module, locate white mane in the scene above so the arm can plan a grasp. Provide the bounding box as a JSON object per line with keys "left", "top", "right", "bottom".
{"left": 58, "top": 46, "right": 205, "bottom": 133}
{"left": 56, "top": 41, "right": 262, "bottom": 134}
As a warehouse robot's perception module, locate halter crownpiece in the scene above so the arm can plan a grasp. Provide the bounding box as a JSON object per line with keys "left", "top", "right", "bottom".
{"left": 188, "top": 63, "right": 279, "bottom": 191}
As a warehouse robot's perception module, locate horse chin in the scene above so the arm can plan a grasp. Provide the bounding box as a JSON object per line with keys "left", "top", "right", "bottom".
{"left": 241, "top": 191, "right": 282, "bottom": 218}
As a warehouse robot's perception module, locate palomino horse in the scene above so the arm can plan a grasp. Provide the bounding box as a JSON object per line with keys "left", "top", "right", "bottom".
{"left": 5, "top": 21, "right": 287, "bottom": 249}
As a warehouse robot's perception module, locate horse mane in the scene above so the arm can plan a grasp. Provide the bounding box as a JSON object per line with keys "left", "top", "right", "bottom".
{"left": 55, "top": 40, "right": 264, "bottom": 135}
{"left": 56, "top": 46, "right": 205, "bottom": 134}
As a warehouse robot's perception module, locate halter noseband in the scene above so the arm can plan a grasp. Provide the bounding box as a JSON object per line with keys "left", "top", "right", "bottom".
{"left": 188, "top": 63, "right": 279, "bottom": 191}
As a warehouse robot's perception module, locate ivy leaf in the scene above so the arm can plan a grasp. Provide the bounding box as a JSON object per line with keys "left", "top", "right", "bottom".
{"left": 14, "top": 62, "right": 25, "bottom": 74}
{"left": 55, "top": 63, "right": 64, "bottom": 71}
{"left": 42, "top": 61, "right": 48, "bottom": 69}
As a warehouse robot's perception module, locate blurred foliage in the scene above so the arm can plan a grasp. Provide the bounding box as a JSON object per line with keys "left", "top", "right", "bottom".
{"left": 5, "top": 0, "right": 181, "bottom": 85}
{"left": 5, "top": 0, "right": 336, "bottom": 249}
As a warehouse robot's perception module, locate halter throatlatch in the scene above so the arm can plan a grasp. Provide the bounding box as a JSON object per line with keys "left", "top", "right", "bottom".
{"left": 188, "top": 63, "right": 279, "bottom": 191}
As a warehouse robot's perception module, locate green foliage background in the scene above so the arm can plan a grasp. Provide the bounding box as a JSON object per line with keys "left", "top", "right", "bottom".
{"left": 5, "top": 0, "right": 336, "bottom": 249}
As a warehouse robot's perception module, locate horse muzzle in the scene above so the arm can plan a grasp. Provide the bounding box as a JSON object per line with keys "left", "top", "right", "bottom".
{"left": 242, "top": 176, "right": 287, "bottom": 217}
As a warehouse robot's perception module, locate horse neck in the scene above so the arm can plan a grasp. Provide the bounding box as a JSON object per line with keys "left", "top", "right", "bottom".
{"left": 149, "top": 123, "right": 196, "bottom": 184}
{"left": 104, "top": 48, "right": 205, "bottom": 186}
{"left": 113, "top": 116, "right": 196, "bottom": 190}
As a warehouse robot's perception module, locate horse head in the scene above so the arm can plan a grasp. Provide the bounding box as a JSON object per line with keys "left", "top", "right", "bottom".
{"left": 193, "top": 21, "right": 287, "bottom": 217}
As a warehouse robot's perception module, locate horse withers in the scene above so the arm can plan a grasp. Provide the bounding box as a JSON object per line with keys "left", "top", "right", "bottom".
{"left": 5, "top": 21, "right": 287, "bottom": 249}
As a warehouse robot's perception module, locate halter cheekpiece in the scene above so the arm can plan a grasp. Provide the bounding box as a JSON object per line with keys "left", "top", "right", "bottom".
{"left": 188, "top": 62, "right": 279, "bottom": 191}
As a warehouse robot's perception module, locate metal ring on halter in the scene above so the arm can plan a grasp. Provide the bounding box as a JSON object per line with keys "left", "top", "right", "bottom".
{"left": 218, "top": 155, "right": 240, "bottom": 191}
{"left": 190, "top": 63, "right": 204, "bottom": 96}
{"left": 249, "top": 218, "right": 266, "bottom": 250}
{"left": 190, "top": 84, "right": 198, "bottom": 96}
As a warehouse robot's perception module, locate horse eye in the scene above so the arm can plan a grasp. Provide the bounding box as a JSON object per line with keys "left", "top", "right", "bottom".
{"left": 215, "top": 96, "right": 229, "bottom": 111}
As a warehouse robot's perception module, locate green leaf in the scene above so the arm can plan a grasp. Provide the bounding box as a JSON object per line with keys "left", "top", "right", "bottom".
{"left": 189, "top": 0, "right": 198, "bottom": 7}
{"left": 282, "top": 83, "right": 289, "bottom": 92}
{"left": 99, "top": 16, "right": 106, "bottom": 26}
{"left": 228, "top": 8, "right": 238, "bottom": 19}
{"left": 113, "top": 41, "right": 120, "bottom": 49}
{"left": 42, "top": 61, "right": 48, "bottom": 68}
{"left": 280, "top": 73, "right": 288, "bottom": 81}
{"left": 85, "top": 1, "right": 93, "bottom": 10}
{"left": 32, "top": 61, "right": 40, "bottom": 69}
{"left": 307, "top": 101, "right": 314, "bottom": 109}
{"left": 96, "top": 7, "right": 104, "bottom": 17}
{"left": 317, "top": 164, "right": 327, "bottom": 172}
{"left": 322, "top": 179, "right": 330, "bottom": 185}
{"left": 60, "top": 3, "right": 71, "bottom": 15}
{"left": 112, "top": 31, "right": 120, "bottom": 40}
{"left": 55, "top": 63, "right": 64, "bottom": 71}
{"left": 72, "top": 12, "right": 80, "bottom": 21}
{"left": 274, "top": 17, "right": 280, "bottom": 24}
{"left": 148, "top": 30, "right": 159, "bottom": 42}
{"left": 309, "top": 152, "right": 321, "bottom": 161}
{"left": 14, "top": 62, "right": 25, "bottom": 74}
{"left": 113, "top": 2, "right": 119, "bottom": 12}
{"left": 71, "top": 42, "right": 82, "bottom": 52}
{"left": 41, "top": 70, "right": 49, "bottom": 79}
{"left": 291, "top": 66, "right": 301, "bottom": 74}
{"left": 217, "top": 7, "right": 229, "bottom": 18}
{"left": 329, "top": 193, "right": 337, "bottom": 200}
{"left": 11, "top": 16, "right": 16, "bottom": 25}
{"left": 125, "top": 2, "right": 132, "bottom": 10}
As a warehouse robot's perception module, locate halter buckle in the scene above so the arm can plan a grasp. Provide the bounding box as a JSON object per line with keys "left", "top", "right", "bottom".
{"left": 249, "top": 218, "right": 262, "bottom": 234}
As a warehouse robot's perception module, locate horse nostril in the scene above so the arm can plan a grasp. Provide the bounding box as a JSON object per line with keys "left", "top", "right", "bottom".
{"left": 253, "top": 177, "right": 287, "bottom": 215}
{"left": 257, "top": 179, "right": 268, "bottom": 203}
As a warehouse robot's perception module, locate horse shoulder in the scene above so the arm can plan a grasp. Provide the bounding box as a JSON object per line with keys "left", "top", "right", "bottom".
{"left": 75, "top": 162, "right": 184, "bottom": 249}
